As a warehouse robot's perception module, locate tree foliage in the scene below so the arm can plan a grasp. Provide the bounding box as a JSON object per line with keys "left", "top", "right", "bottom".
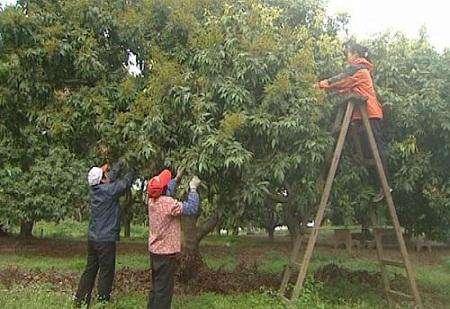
{"left": 0, "top": 0, "right": 448, "bottom": 241}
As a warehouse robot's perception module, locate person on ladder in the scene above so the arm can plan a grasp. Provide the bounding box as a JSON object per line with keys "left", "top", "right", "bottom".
{"left": 315, "top": 41, "right": 390, "bottom": 203}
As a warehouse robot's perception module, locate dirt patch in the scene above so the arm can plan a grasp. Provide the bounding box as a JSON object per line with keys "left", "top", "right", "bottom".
{"left": 313, "top": 263, "right": 410, "bottom": 292}
{"left": 314, "top": 263, "right": 381, "bottom": 286}
{"left": 0, "top": 266, "right": 79, "bottom": 292}
{"left": 1, "top": 235, "right": 448, "bottom": 267}
{"left": 0, "top": 262, "right": 280, "bottom": 296}
{"left": 179, "top": 261, "right": 279, "bottom": 294}
{"left": 0, "top": 237, "right": 147, "bottom": 257}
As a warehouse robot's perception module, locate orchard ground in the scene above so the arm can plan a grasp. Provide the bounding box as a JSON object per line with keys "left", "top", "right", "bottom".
{"left": 0, "top": 221, "right": 449, "bottom": 309}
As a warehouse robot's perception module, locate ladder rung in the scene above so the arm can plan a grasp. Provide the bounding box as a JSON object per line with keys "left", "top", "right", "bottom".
{"left": 388, "top": 289, "right": 413, "bottom": 300}
{"left": 280, "top": 295, "right": 292, "bottom": 304}
{"left": 363, "top": 159, "right": 375, "bottom": 166}
{"left": 372, "top": 226, "right": 394, "bottom": 230}
{"left": 381, "top": 259, "right": 405, "bottom": 268}
{"left": 290, "top": 261, "right": 301, "bottom": 268}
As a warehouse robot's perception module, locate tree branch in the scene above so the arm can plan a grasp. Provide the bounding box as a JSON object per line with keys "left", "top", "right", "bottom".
{"left": 196, "top": 208, "right": 221, "bottom": 241}
{"left": 263, "top": 182, "right": 293, "bottom": 203}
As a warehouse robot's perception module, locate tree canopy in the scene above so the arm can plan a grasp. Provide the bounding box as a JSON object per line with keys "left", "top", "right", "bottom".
{"left": 0, "top": 0, "right": 448, "bottom": 241}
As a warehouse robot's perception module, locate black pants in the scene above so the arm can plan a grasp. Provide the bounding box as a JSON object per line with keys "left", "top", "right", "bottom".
{"left": 358, "top": 119, "right": 390, "bottom": 181}
{"left": 148, "top": 253, "right": 176, "bottom": 309}
{"left": 75, "top": 241, "right": 116, "bottom": 306}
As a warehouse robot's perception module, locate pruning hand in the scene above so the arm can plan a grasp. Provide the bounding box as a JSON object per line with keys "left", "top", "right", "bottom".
{"left": 175, "top": 167, "right": 184, "bottom": 182}
{"left": 189, "top": 176, "right": 201, "bottom": 190}
{"left": 314, "top": 80, "right": 329, "bottom": 90}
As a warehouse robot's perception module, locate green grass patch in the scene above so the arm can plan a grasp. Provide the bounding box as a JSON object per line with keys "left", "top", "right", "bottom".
{"left": 0, "top": 284, "right": 384, "bottom": 309}
{"left": 33, "top": 220, "right": 88, "bottom": 240}
{"left": 8, "top": 220, "right": 149, "bottom": 241}
{"left": 0, "top": 253, "right": 150, "bottom": 272}
{"left": 0, "top": 254, "right": 87, "bottom": 272}
{"left": 0, "top": 284, "right": 74, "bottom": 309}
{"left": 201, "top": 235, "right": 241, "bottom": 247}
{"left": 258, "top": 250, "right": 288, "bottom": 273}
{"left": 203, "top": 254, "right": 239, "bottom": 271}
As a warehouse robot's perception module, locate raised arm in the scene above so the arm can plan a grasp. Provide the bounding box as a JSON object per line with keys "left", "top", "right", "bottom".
{"left": 168, "top": 176, "right": 201, "bottom": 216}
{"left": 108, "top": 158, "right": 126, "bottom": 182}
{"left": 166, "top": 179, "right": 178, "bottom": 197}
{"left": 166, "top": 167, "right": 184, "bottom": 197}
{"left": 318, "top": 65, "right": 367, "bottom": 91}
{"left": 109, "top": 170, "right": 136, "bottom": 197}
{"left": 180, "top": 190, "right": 200, "bottom": 215}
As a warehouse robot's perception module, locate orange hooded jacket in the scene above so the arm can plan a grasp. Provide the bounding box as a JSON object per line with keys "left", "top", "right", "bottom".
{"left": 319, "top": 58, "right": 383, "bottom": 121}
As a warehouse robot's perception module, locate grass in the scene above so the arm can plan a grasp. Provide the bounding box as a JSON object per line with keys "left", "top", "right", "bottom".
{"left": 203, "top": 254, "right": 239, "bottom": 271}
{"left": 0, "top": 253, "right": 151, "bottom": 272}
{"left": 0, "top": 284, "right": 384, "bottom": 309}
{"left": 9, "top": 220, "right": 149, "bottom": 241}
{"left": 1, "top": 225, "right": 449, "bottom": 308}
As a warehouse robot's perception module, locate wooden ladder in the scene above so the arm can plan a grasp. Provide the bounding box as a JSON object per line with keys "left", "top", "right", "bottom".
{"left": 279, "top": 101, "right": 423, "bottom": 308}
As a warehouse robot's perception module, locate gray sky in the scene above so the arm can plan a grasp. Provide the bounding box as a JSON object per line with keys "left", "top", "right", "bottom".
{"left": 1, "top": 0, "right": 449, "bottom": 50}
{"left": 328, "top": 0, "right": 449, "bottom": 50}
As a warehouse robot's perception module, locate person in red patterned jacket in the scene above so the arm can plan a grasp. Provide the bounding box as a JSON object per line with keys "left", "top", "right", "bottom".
{"left": 316, "top": 42, "right": 390, "bottom": 203}
{"left": 147, "top": 168, "right": 200, "bottom": 309}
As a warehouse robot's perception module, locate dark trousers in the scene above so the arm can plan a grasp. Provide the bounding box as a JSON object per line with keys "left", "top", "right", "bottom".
{"left": 148, "top": 253, "right": 176, "bottom": 309}
{"left": 359, "top": 119, "right": 390, "bottom": 182}
{"left": 75, "top": 241, "right": 116, "bottom": 306}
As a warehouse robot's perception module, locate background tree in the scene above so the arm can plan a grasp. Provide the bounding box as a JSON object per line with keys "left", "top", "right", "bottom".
{"left": 368, "top": 31, "right": 450, "bottom": 241}
{"left": 1, "top": 0, "right": 448, "bottom": 254}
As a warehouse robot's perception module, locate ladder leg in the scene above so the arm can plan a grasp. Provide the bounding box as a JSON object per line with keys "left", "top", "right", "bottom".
{"left": 360, "top": 107, "right": 423, "bottom": 309}
{"left": 371, "top": 216, "right": 394, "bottom": 308}
{"left": 290, "top": 102, "right": 355, "bottom": 301}
{"left": 280, "top": 230, "right": 304, "bottom": 295}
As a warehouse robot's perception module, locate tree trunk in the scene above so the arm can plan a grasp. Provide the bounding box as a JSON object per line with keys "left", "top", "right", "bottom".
{"left": 20, "top": 221, "right": 34, "bottom": 237}
{"left": 215, "top": 224, "right": 221, "bottom": 236}
{"left": 123, "top": 189, "right": 133, "bottom": 238}
{"left": 0, "top": 224, "right": 8, "bottom": 236}
{"left": 265, "top": 205, "right": 278, "bottom": 241}
{"left": 179, "top": 210, "right": 221, "bottom": 282}
{"left": 266, "top": 226, "right": 275, "bottom": 241}
{"left": 124, "top": 220, "right": 131, "bottom": 238}
{"left": 232, "top": 226, "right": 239, "bottom": 236}
{"left": 284, "top": 208, "right": 300, "bottom": 242}
{"left": 179, "top": 216, "right": 204, "bottom": 282}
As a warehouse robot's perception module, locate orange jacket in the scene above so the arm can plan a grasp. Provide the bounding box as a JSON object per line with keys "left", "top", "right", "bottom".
{"left": 319, "top": 58, "right": 383, "bottom": 120}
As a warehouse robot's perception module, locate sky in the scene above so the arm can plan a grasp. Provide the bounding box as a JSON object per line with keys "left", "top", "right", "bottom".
{"left": 1, "top": 0, "right": 449, "bottom": 50}
{"left": 327, "top": 0, "right": 449, "bottom": 50}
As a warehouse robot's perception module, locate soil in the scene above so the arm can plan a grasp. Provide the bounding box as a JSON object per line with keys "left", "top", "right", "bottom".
{"left": 1, "top": 235, "right": 446, "bottom": 266}
{"left": 0, "top": 262, "right": 409, "bottom": 297}
{"left": 0, "top": 237, "right": 148, "bottom": 257}
{"left": 314, "top": 263, "right": 382, "bottom": 286}
{"left": 0, "top": 235, "right": 445, "bottom": 297}
{"left": 0, "top": 263, "right": 280, "bottom": 296}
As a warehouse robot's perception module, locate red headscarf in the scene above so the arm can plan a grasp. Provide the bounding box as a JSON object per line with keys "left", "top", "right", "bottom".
{"left": 147, "top": 169, "right": 172, "bottom": 199}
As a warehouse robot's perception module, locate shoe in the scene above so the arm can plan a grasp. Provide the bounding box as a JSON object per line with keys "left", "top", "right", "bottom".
{"left": 372, "top": 188, "right": 393, "bottom": 203}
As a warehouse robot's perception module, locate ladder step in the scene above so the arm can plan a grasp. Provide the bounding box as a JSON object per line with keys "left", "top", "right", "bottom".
{"left": 280, "top": 295, "right": 292, "bottom": 304}
{"left": 363, "top": 159, "right": 375, "bottom": 166}
{"left": 388, "top": 289, "right": 413, "bottom": 300}
{"left": 381, "top": 259, "right": 405, "bottom": 268}
{"left": 372, "top": 226, "right": 394, "bottom": 229}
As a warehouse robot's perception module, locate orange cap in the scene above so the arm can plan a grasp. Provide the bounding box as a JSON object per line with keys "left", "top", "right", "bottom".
{"left": 147, "top": 169, "right": 172, "bottom": 199}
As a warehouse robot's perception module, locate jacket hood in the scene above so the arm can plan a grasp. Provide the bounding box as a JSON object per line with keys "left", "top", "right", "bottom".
{"left": 350, "top": 57, "right": 374, "bottom": 71}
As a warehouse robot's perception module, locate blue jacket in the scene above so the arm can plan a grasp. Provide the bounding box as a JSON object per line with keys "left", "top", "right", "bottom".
{"left": 165, "top": 179, "right": 199, "bottom": 215}
{"left": 88, "top": 160, "right": 135, "bottom": 242}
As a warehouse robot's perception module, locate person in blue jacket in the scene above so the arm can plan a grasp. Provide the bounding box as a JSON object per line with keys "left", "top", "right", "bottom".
{"left": 74, "top": 158, "right": 135, "bottom": 307}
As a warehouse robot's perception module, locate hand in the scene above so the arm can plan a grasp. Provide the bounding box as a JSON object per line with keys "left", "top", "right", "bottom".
{"left": 175, "top": 167, "right": 184, "bottom": 182}
{"left": 189, "top": 176, "right": 201, "bottom": 190}
{"left": 117, "top": 157, "right": 126, "bottom": 166}
{"left": 317, "top": 80, "right": 329, "bottom": 89}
